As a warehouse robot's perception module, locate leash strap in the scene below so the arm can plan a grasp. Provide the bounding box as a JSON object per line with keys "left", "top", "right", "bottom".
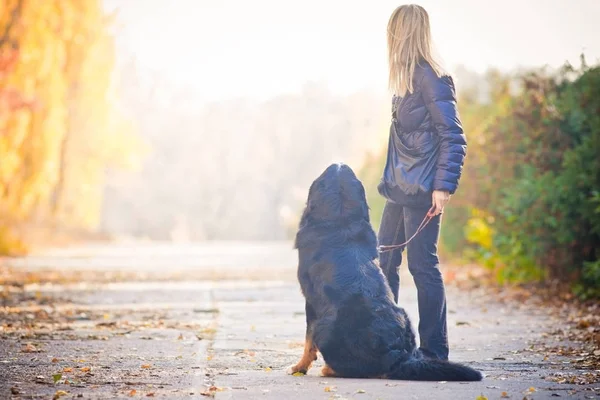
{"left": 378, "top": 208, "right": 437, "bottom": 253}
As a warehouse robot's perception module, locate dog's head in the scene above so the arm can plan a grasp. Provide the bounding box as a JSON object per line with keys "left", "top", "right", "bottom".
{"left": 301, "top": 163, "right": 370, "bottom": 225}
{"left": 295, "top": 163, "right": 376, "bottom": 252}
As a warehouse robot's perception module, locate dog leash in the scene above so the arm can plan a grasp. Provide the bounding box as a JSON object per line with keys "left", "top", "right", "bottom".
{"left": 377, "top": 207, "right": 437, "bottom": 253}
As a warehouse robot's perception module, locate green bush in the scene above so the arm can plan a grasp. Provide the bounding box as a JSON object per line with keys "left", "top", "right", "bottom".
{"left": 473, "top": 62, "right": 600, "bottom": 293}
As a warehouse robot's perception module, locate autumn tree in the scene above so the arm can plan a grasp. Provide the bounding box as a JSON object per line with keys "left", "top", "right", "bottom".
{"left": 0, "top": 0, "right": 141, "bottom": 254}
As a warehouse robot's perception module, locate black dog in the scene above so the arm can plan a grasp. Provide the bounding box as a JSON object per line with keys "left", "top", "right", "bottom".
{"left": 288, "top": 163, "right": 482, "bottom": 381}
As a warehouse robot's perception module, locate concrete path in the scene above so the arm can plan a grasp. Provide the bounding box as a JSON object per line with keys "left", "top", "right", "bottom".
{"left": 1, "top": 242, "right": 598, "bottom": 399}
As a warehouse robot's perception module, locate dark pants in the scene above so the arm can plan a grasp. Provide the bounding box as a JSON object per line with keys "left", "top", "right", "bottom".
{"left": 378, "top": 200, "right": 449, "bottom": 360}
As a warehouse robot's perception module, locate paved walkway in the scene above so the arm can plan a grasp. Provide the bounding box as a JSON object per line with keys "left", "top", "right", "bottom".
{"left": 1, "top": 242, "right": 597, "bottom": 399}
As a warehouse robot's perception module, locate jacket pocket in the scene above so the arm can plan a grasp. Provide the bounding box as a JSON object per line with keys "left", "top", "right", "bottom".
{"left": 397, "top": 130, "right": 438, "bottom": 157}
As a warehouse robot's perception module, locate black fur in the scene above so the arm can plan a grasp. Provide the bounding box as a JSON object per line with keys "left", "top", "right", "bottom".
{"left": 293, "top": 163, "right": 482, "bottom": 381}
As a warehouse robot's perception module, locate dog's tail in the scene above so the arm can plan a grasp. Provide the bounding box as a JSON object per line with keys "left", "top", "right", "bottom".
{"left": 386, "top": 356, "right": 482, "bottom": 382}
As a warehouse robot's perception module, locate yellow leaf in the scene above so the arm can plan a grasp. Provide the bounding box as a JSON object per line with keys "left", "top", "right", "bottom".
{"left": 292, "top": 371, "right": 305, "bottom": 377}
{"left": 53, "top": 390, "right": 69, "bottom": 400}
{"left": 63, "top": 368, "right": 73, "bottom": 373}
{"left": 80, "top": 367, "right": 91, "bottom": 372}
{"left": 528, "top": 387, "right": 536, "bottom": 393}
{"left": 264, "top": 367, "right": 272, "bottom": 372}
{"left": 128, "top": 389, "right": 137, "bottom": 397}
{"left": 324, "top": 386, "right": 337, "bottom": 392}
{"left": 501, "top": 392, "right": 509, "bottom": 398}
{"left": 141, "top": 364, "right": 151, "bottom": 369}
{"left": 475, "top": 396, "right": 488, "bottom": 400}
{"left": 356, "top": 389, "right": 366, "bottom": 394}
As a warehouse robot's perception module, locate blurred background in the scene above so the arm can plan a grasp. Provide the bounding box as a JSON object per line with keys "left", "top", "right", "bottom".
{"left": 1, "top": 0, "right": 599, "bottom": 295}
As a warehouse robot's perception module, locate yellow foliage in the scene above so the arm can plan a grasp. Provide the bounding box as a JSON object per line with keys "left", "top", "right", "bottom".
{"left": 0, "top": 0, "right": 142, "bottom": 252}
{"left": 465, "top": 210, "right": 494, "bottom": 250}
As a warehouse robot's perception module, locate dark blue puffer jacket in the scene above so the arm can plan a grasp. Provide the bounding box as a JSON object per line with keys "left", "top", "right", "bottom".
{"left": 378, "top": 61, "right": 466, "bottom": 205}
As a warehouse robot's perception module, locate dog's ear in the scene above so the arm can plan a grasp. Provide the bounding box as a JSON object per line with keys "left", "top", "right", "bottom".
{"left": 357, "top": 184, "right": 370, "bottom": 222}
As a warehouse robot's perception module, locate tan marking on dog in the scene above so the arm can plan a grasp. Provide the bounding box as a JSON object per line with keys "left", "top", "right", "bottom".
{"left": 287, "top": 338, "right": 318, "bottom": 374}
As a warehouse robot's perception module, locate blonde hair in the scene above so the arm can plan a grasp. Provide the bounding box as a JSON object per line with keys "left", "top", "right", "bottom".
{"left": 387, "top": 4, "right": 444, "bottom": 96}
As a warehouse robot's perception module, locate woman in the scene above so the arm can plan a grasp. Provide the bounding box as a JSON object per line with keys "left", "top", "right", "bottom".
{"left": 377, "top": 4, "right": 466, "bottom": 362}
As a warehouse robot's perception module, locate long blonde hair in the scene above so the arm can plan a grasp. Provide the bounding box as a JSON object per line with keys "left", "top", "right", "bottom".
{"left": 387, "top": 4, "right": 443, "bottom": 96}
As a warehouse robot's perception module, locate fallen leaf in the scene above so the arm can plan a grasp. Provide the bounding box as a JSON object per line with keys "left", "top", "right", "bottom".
{"left": 63, "top": 367, "right": 73, "bottom": 373}
{"left": 528, "top": 387, "right": 536, "bottom": 393}
{"left": 501, "top": 392, "right": 509, "bottom": 398}
{"left": 128, "top": 389, "right": 137, "bottom": 397}
{"left": 475, "top": 396, "right": 488, "bottom": 400}
{"left": 146, "top": 393, "right": 155, "bottom": 397}
{"left": 177, "top": 333, "right": 183, "bottom": 340}
{"left": 576, "top": 319, "right": 590, "bottom": 329}
{"left": 96, "top": 321, "right": 117, "bottom": 328}
{"left": 10, "top": 387, "right": 20, "bottom": 395}
{"left": 80, "top": 367, "right": 91, "bottom": 372}
{"left": 53, "top": 373, "right": 62, "bottom": 383}
{"left": 264, "top": 367, "right": 272, "bottom": 372}
{"left": 356, "top": 389, "right": 366, "bottom": 394}
{"left": 53, "top": 390, "right": 69, "bottom": 400}
{"left": 324, "top": 386, "right": 337, "bottom": 392}
{"left": 200, "top": 385, "right": 225, "bottom": 395}
{"left": 22, "top": 343, "right": 39, "bottom": 353}
{"left": 292, "top": 372, "right": 305, "bottom": 377}
{"left": 51, "top": 357, "right": 59, "bottom": 363}
{"left": 141, "top": 364, "right": 151, "bottom": 369}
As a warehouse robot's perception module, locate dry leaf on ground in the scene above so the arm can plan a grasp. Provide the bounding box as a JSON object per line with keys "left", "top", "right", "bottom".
{"left": 53, "top": 390, "right": 69, "bottom": 400}
{"left": 22, "top": 343, "right": 40, "bottom": 353}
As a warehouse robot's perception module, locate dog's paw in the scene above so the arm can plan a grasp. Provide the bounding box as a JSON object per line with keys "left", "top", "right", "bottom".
{"left": 286, "top": 364, "right": 307, "bottom": 375}
{"left": 320, "top": 365, "right": 337, "bottom": 377}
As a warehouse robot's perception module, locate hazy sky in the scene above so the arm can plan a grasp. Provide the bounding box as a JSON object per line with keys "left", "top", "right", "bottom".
{"left": 105, "top": 0, "right": 600, "bottom": 101}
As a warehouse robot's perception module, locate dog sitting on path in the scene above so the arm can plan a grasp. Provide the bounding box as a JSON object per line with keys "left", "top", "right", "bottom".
{"left": 287, "top": 163, "right": 482, "bottom": 381}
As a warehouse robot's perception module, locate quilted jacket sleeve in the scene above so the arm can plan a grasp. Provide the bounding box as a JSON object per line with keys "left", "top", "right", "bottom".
{"left": 419, "top": 67, "right": 467, "bottom": 194}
